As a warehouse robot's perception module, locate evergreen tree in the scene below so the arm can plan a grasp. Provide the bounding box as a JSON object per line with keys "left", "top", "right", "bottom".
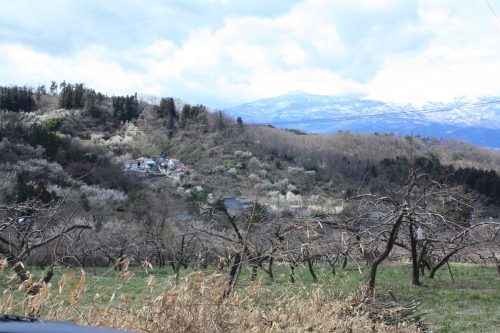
{"left": 84, "top": 89, "right": 101, "bottom": 118}
{"left": 216, "top": 110, "right": 225, "bottom": 131}
{"left": 35, "top": 85, "right": 46, "bottom": 101}
{"left": 50, "top": 81, "right": 58, "bottom": 95}
{"left": 72, "top": 83, "right": 85, "bottom": 108}
{"left": 58, "top": 83, "right": 87, "bottom": 109}
{"left": 112, "top": 94, "right": 140, "bottom": 122}
{"left": 59, "top": 83, "right": 73, "bottom": 108}
{"left": 0, "top": 86, "right": 36, "bottom": 112}
{"left": 179, "top": 104, "right": 191, "bottom": 128}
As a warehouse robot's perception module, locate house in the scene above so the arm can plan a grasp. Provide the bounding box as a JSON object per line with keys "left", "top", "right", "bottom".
{"left": 123, "top": 156, "right": 188, "bottom": 179}
{"left": 144, "top": 160, "right": 157, "bottom": 170}
{"left": 123, "top": 160, "right": 138, "bottom": 170}
{"left": 155, "top": 156, "right": 166, "bottom": 164}
{"left": 168, "top": 158, "right": 182, "bottom": 170}
{"left": 136, "top": 157, "right": 157, "bottom": 170}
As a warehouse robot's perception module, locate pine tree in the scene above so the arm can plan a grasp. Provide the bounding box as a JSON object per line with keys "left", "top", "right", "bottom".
{"left": 50, "top": 81, "right": 58, "bottom": 95}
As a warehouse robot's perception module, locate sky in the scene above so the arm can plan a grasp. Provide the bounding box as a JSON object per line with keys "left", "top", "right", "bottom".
{"left": 1, "top": 0, "right": 500, "bottom": 108}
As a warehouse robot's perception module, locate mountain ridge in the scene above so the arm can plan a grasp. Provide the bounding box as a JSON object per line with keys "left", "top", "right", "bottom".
{"left": 224, "top": 92, "right": 500, "bottom": 149}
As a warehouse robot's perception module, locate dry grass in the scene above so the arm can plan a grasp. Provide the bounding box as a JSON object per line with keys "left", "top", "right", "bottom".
{"left": 0, "top": 267, "right": 424, "bottom": 333}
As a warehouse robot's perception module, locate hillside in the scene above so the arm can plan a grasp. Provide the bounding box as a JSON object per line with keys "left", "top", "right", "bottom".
{"left": 225, "top": 91, "right": 500, "bottom": 149}
{"left": 2, "top": 84, "right": 500, "bottom": 208}
{"left": 1, "top": 83, "right": 500, "bottom": 332}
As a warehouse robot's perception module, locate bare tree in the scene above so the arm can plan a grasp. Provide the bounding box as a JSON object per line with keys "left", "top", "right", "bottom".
{"left": 425, "top": 223, "right": 499, "bottom": 279}
{"left": 346, "top": 167, "right": 484, "bottom": 293}
{"left": 94, "top": 220, "right": 144, "bottom": 271}
{"left": 0, "top": 191, "right": 91, "bottom": 295}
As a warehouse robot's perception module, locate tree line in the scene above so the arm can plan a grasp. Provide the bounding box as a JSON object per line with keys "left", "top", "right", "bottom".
{"left": 381, "top": 155, "right": 500, "bottom": 203}
{"left": 0, "top": 86, "right": 36, "bottom": 112}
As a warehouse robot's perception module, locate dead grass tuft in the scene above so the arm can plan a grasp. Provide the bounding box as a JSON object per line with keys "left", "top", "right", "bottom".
{"left": 1, "top": 269, "right": 424, "bottom": 332}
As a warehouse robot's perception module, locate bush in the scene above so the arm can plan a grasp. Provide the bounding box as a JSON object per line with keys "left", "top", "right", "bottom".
{"left": 248, "top": 173, "right": 261, "bottom": 183}
{"left": 288, "top": 166, "right": 305, "bottom": 175}
{"left": 41, "top": 116, "right": 67, "bottom": 132}
{"left": 247, "top": 157, "right": 262, "bottom": 171}
{"left": 188, "top": 187, "right": 207, "bottom": 202}
{"left": 227, "top": 168, "right": 237, "bottom": 177}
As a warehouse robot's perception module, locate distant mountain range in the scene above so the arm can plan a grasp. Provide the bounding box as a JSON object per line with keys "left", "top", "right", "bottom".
{"left": 224, "top": 91, "right": 500, "bottom": 149}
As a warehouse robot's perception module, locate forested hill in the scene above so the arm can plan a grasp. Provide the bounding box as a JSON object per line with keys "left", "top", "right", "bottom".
{"left": 1, "top": 82, "right": 500, "bottom": 208}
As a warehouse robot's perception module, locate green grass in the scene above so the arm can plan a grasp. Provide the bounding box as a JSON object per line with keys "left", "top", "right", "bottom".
{"left": 221, "top": 154, "right": 236, "bottom": 168}
{"left": 365, "top": 263, "right": 499, "bottom": 333}
{"left": 1, "top": 263, "right": 499, "bottom": 332}
{"left": 215, "top": 262, "right": 499, "bottom": 332}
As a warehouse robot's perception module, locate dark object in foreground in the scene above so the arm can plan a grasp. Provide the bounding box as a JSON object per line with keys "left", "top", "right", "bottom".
{"left": 0, "top": 314, "right": 127, "bottom": 333}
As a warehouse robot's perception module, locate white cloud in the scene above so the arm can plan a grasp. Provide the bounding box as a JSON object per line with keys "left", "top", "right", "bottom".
{"left": 0, "top": 44, "right": 145, "bottom": 96}
{"left": 146, "top": 40, "right": 175, "bottom": 58}
{"left": 280, "top": 43, "right": 309, "bottom": 65}
{"left": 1, "top": 0, "right": 500, "bottom": 107}
{"left": 352, "top": 0, "right": 396, "bottom": 7}
{"left": 367, "top": 0, "right": 500, "bottom": 103}
{"left": 368, "top": 53, "right": 500, "bottom": 105}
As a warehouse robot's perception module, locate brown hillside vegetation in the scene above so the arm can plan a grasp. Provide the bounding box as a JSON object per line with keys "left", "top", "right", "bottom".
{"left": 244, "top": 126, "right": 500, "bottom": 177}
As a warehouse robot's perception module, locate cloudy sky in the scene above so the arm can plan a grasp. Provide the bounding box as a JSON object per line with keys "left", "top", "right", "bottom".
{"left": 1, "top": 0, "right": 500, "bottom": 107}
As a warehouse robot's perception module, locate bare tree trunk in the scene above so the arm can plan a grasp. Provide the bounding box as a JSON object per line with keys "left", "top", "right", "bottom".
{"left": 446, "top": 261, "right": 455, "bottom": 282}
{"left": 306, "top": 252, "right": 318, "bottom": 282}
{"left": 429, "top": 252, "right": 456, "bottom": 279}
{"left": 290, "top": 264, "right": 296, "bottom": 283}
{"left": 250, "top": 264, "right": 258, "bottom": 282}
{"left": 223, "top": 252, "right": 242, "bottom": 298}
{"left": 258, "top": 257, "right": 275, "bottom": 281}
{"left": 267, "top": 257, "right": 274, "bottom": 281}
{"left": 367, "top": 213, "right": 405, "bottom": 293}
{"left": 409, "top": 224, "right": 420, "bottom": 286}
{"left": 326, "top": 255, "right": 338, "bottom": 275}
{"left": 174, "top": 235, "right": 186, "bottom": 285}
{"left": 342, "top": 253, "right": 348, "bottom": 269}
{"left": 417, "top": 242, "right": 428, "bottom": 277}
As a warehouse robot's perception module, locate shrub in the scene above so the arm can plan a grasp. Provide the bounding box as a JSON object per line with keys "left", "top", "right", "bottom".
{"left": 41, "top": 116, "right": 67, "bottom": 132}
{"left": 248, "top": 173, "right": 261, "bottom": 183}
{"left": 247, "top": 157, "right": 262, "bottom": 171}
{"left": 240, "top": 151, "right": 253, "bottom": 159}
{"left": 288, "top": 166, "right": 305, "bottom": 175}
{"left": 214, "top": 165, "right": 225, "bottom": 174}
{"left": 187, "top": 187, "right": 207, "bottom": 202}
{"left": 227, "top": 168, "right": 237, "bottom": 177}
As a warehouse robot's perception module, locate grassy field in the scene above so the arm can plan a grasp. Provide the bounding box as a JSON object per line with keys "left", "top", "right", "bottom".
{"left": 239, "top": 262, "right": 500, "bottom": 332}
{"left": 1, "top": 262, "right": 498, "bottom": 332}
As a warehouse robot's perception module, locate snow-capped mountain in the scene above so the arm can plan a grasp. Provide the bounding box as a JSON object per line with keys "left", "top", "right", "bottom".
{"left": 224, "top": 91, "right": 500, "bottom": 149}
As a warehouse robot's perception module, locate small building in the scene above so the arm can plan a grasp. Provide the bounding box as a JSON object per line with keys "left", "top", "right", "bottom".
{"left": 155, "top": 156, "right": 166, "bottom": 164}
{"left": 168, "top": 158, "right": 182, "bottom": 170}
{"left": 123, "top": 156, "right": 186, "bottom": 179}
{"left": 123, "top": 160, "right": 138, "bottom": 170}
{"left": 137, "top": 157, "right": 157, "bottom": 170}
{"left": 144, "top": 160, "right": 157, "bottom": 169}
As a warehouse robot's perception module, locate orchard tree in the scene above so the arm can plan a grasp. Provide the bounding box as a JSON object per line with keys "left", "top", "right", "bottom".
{"left": 346, "top": 164, "right": 495, "bottom": 293}
{"left": 0, "top": 184, "right": 92, "bottom": 295}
